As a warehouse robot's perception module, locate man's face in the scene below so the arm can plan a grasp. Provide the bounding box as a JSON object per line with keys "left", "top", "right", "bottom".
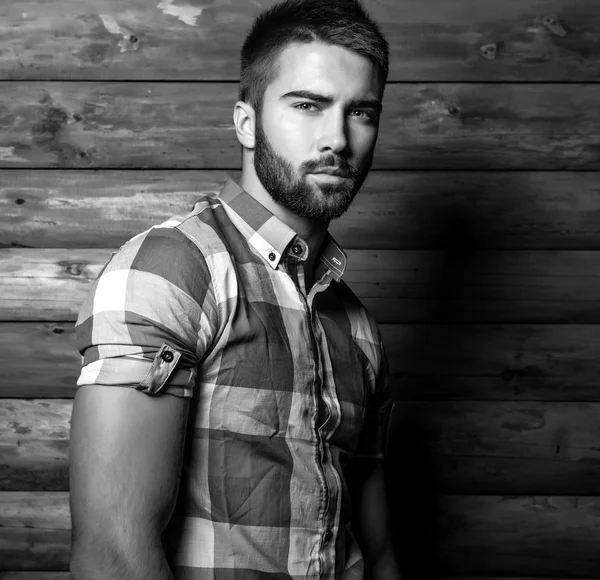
{"left": 253, "top": 41, "right": 383, "bottom": 222}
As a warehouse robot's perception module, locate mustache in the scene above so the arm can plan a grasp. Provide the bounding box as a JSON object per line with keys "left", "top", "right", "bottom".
{"left": 301, "top": 156, "right": 360, "bottom": 178}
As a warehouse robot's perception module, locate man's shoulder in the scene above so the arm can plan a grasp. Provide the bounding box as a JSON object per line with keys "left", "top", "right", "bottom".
{"left": 93, "top": 191, "right": 234, "bottom": 288}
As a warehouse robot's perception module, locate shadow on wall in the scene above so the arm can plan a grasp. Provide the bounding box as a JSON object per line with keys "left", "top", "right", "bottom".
{"left": 381, "top": 166, "right": 536, "bottom": 579}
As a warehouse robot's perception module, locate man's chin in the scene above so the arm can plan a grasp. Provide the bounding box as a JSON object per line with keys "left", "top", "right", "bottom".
{"left": 305, "top": 192, "right": 356, "bottom": 221}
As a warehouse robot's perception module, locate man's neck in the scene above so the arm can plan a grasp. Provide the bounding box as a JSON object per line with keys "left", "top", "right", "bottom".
{"left": 238, "top": 171, "right": 329, "bottom": 277}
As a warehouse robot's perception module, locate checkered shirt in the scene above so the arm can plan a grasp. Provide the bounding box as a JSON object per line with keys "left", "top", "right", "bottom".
{"left": 75, "top": 178, "right": 391, "bottom": 580}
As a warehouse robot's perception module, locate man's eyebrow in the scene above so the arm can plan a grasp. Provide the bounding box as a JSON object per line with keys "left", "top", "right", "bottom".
{"left": 280, "top": 90, "right": 333, "bottom": 103}
{"left": 347, "top": 98, "right": 383, "bottom": 113}
{"left": 280, "top": 90, "right": 382, "bottom": 112}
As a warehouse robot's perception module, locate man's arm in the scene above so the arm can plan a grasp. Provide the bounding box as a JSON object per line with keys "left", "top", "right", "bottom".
{"left": 350, "top": 458, "right": 402, "bottom": 580}
{"left": 69, "top": 385, "right": 190, "bottom": 580}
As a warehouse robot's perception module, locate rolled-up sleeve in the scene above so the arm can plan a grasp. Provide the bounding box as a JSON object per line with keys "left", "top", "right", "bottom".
{"left": 75, "top": 225, "right": 218, "bottom": 398}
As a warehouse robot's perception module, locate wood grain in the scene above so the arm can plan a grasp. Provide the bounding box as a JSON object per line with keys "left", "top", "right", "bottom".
{"left": 2, "top": 398, "right": 600, "bottom": 494}
{"left": 3, "top": 323, "right": 600, "bottom": 401}
{"left": 4, "top": 248, "right": 600, "bottom": 323}
{"left": 0, "top": 323, "right": 77, "bottom": 398}
{"left": 0, "top": 400, "right": 70, "bottom": 491}
{"left": 0, "top": 492, "right": 69, "bottom": 530}
{"left": 0, "top": 170, "right": 235, "bottom": 249}
{"left": 1, "top": 492, "right": 599, "bottom": 576}
{"left": 1, "top": 0, "right": 598, "bottom": 81}
{"left": 392, "top": 496, "right": 600, "bottom": 577}
{"left": 432, "top": 495, "right": 600, "bottom": 576}
{"left": 1, "top": 83, "right": 600, "bottom": 169}
{"left": 0, "top": 528, "right": 70, "bottom": 571}
{"left": 3, "top": 170, "right": 600, "bottom": 250}
{"left": 0, "top": 249, "right": 104, "bottom": 321}
{"left": 388, "top": 400, "right": 600, "bottom": 494}
{"left": 345, "top": 249, "right": 600, "bottom": 323}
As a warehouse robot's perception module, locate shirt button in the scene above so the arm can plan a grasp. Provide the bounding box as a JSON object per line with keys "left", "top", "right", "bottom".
{"left": 268, "top": 252, "right": 276, "bottom": 261}
{"left": 291, "top": 243, "right": 302, "bottom": 256}
{"left": 323, "top": 530, "right": 333, "bottom": 543}
{"left": 161, "top": 350, "right": 174, "bottom": 363}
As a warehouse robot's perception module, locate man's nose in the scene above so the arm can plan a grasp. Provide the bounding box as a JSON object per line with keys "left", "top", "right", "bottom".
{"left": 317, "top": 111, "right": 349, "bottom": 155}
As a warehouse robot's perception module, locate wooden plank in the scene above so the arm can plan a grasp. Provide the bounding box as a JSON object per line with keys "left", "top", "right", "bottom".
{"left": 0, "top": 492, "right": 69, "bottom": 530}
{"left": 3, "top": 170, "right": 600, "bottom": 251}
{"left": 0, "top": 170, "right": 236, "bottom": 249}
{"left": 0, "top": 249, "right": 105, "bottom": 321}
{"left": 4, "top": 323, "right": 600, "bottom": 401}
{"left": 5, "top": 248, "right": 600, "bottom": 323}
{"left": 345, "top": 249, "right": 600, "bottom": 324}
{"left": 396, "top": 495, "right": 600, "bottom": 577}
{"left": 1, "top": 493, "right": 599, "bottom": 576}
{"left": 3, "top": 399, "right": 600, "bottom": 494}
{"left": 0, "top": 323, "right": 78, "bottom": 399}
{"left": 381, "top": 324, "right": 600, "bottom": 392}
{"left": 1, "top": 83, "right": 600, "bottom": 170}
{"left": 432, "top": 496, "right": 600, "bottom": 576}
{"left": 1, "top": 0, "right": 598, "bottom": 81}
{"left": 385, "top": 322, "right": 600, "bottom": 401}
{"left": 0, "top": 528, "right": 70, "bottom": 571}
{"left": 0, "top": 400, "right": 70, "bottom": 491}
{"left": 387, "top": 401, "right": 600, "bottom": 494}
{"left": 0, "top": 82, "right": 239, "bottom": 169}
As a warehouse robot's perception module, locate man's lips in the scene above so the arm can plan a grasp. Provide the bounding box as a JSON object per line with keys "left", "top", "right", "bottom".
{"left": 310, "top": 168, "right": 352, "bottom": 178}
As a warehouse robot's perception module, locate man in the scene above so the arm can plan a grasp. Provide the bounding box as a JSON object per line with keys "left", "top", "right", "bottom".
{"left": 70, "top": 1, "right": 400, "bottom": 579}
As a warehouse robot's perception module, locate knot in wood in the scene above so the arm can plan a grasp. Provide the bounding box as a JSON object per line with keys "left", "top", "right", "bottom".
{"left": 480, "top": 43, "right": 497, "bottom": 60}
{"left": 501, "top": 370, "right": 515, "bottom": 382}
{"left": 63, "top": 262, "right": 83, "bottom": 276}
{"left": 542, "top": 14, "right": 566, "bottom": 37}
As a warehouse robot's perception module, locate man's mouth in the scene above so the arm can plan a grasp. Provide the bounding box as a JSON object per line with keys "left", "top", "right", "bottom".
{"left": 311, "top": 168, "right": 352, "bottom": 178}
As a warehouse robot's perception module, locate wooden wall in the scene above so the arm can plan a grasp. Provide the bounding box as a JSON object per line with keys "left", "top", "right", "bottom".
{"left": 1, "top": 0, "right": 600, "bottom": 578}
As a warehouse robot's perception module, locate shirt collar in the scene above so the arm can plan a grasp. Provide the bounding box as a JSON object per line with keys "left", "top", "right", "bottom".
{"left": 218, "top": 179, "right": 347, "bottom": 280}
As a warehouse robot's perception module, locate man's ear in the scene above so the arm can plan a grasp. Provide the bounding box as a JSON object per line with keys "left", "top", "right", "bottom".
{"left": 233, "top": 101, "right": 256, "bottom": 149}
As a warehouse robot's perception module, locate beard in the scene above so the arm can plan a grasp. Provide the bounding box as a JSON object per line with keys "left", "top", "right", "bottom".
{"left": 253, "top": 120, "right": 373, "bottom": 222}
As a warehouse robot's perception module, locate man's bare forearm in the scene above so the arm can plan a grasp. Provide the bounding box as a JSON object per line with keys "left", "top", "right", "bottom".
{"left": 350, "top": 459, "right": 402, "bottom": 580}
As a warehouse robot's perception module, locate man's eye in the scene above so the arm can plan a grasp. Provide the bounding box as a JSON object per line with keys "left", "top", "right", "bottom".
{"left": 294, "top": 102, "right": 318, "bottom": 112}
{"left": 351, "top": 110, "right": 374, "bottom": 120}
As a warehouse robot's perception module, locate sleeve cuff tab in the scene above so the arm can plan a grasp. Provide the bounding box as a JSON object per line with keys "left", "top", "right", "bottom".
{"left": 136, "top": 343, "right": 182, "bottom": 396}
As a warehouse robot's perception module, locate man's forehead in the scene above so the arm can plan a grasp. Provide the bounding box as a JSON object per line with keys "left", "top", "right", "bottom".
{"left": 270, "top": 41, "right": 382, "bottom": 99}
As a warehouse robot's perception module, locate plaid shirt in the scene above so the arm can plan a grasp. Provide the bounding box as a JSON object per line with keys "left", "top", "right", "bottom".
{"left": 76, "top": 179, "right": 391, "bottom": 580}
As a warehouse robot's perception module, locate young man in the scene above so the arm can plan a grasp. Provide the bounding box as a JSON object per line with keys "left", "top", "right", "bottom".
{"left": 70, "top": 1, "right": 401, "bottom": 579}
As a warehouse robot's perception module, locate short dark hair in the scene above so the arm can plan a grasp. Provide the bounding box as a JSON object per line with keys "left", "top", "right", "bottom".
{"left": 239, "top": 0, "right": 389, "bottom": 114}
